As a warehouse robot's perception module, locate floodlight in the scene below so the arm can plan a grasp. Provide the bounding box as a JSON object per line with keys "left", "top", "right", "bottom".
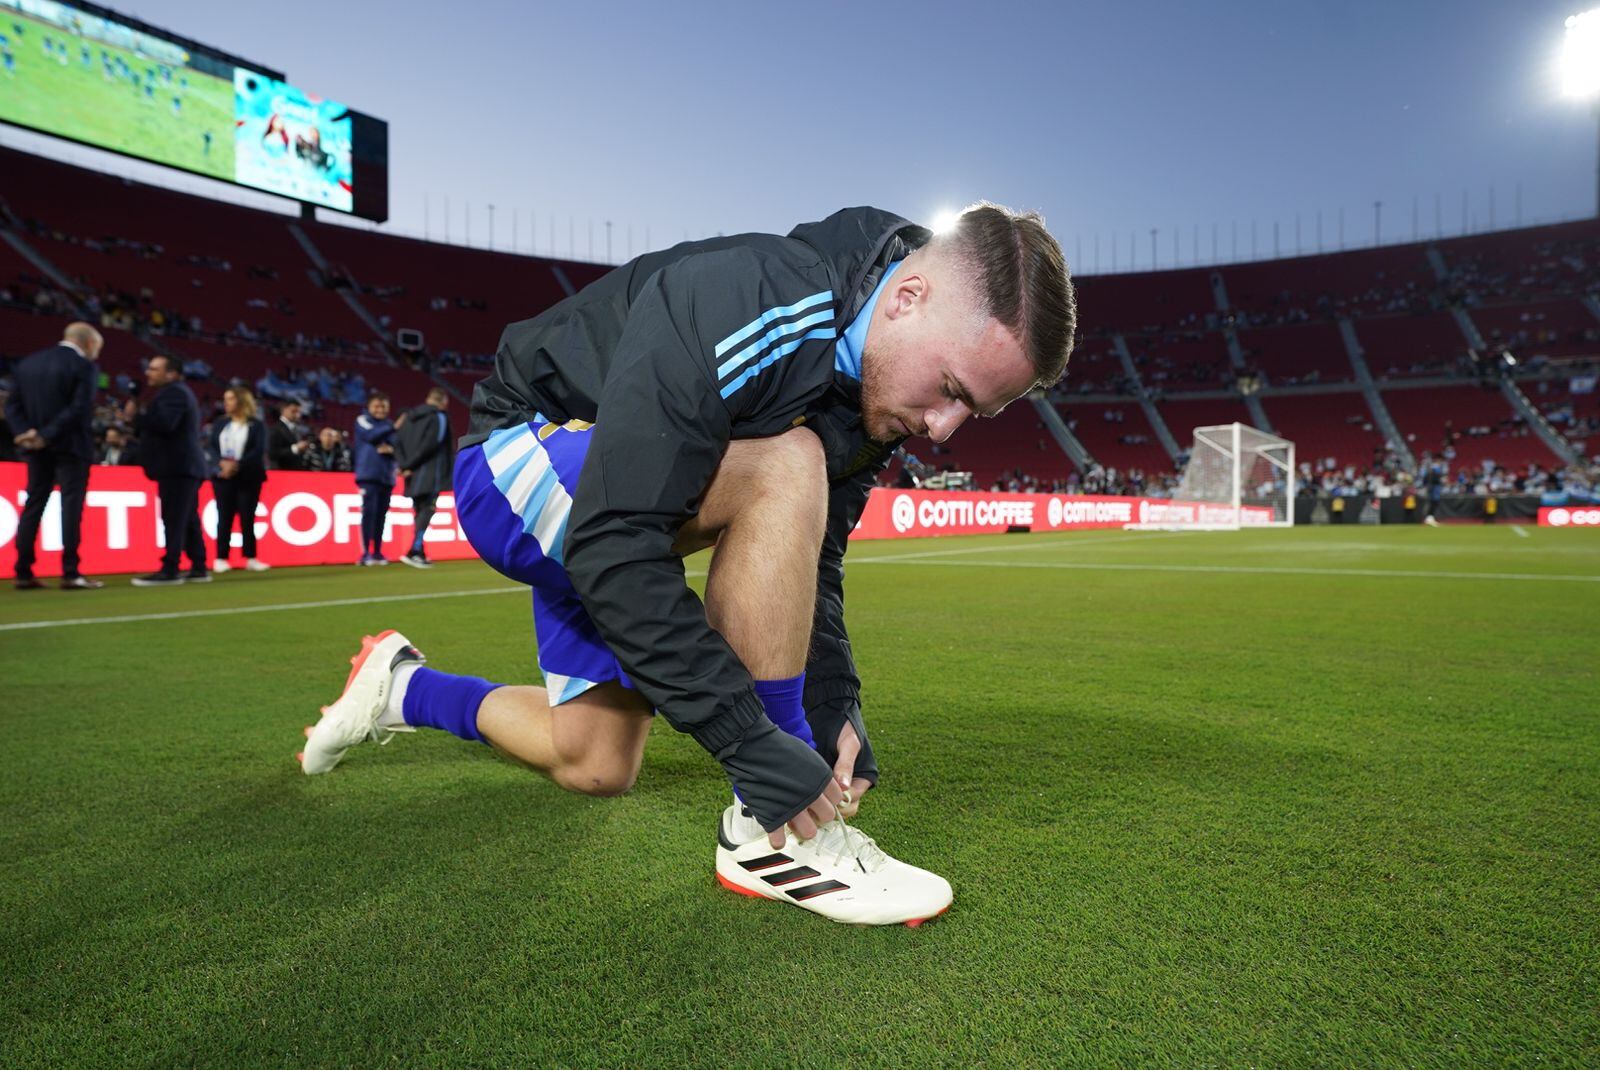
{"left": 930, "top": 209, "right": 962, "bottom": 234}
{"left": 1562, "top": 9, "right": 1600, "bottom": 98}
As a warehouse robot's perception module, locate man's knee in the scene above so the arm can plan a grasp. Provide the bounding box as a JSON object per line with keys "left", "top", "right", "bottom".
{"left": 553, "top": 751, "right": 641, "bottom": 797}
{"left": 549, "top": 684, "right": 650, "bottom": 797}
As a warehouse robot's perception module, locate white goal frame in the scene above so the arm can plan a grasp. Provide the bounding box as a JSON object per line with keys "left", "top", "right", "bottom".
{"left": 1125, "top": 422, "right": 1295, "bottom": 531}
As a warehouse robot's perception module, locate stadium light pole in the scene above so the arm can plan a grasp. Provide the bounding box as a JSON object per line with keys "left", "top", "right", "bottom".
{"left": 1560, "top": 9, "right": 1600, "bottom": 216}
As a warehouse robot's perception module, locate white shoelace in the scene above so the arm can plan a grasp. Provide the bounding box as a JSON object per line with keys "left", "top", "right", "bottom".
{"left": 812, "top": 813, "right": 890, "bottom": 875}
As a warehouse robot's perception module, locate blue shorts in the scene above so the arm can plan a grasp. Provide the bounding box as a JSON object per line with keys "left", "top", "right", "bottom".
{"left": 454, "top": 418, "right": 634, "bottom": 705}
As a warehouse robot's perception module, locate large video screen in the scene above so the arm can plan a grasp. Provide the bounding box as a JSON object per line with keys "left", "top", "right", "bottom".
{"left": 0, "top": 0, "right": 387, "bottom": 220}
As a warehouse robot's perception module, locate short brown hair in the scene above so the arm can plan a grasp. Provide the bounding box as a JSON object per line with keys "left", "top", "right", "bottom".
{"left": 940, "top": 202, "right": 1075, "bottom": 388}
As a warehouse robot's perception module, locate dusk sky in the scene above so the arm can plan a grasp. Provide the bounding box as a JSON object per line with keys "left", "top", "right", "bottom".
{"left": 5, "top": 0, "right": 1598, "bottom": 272}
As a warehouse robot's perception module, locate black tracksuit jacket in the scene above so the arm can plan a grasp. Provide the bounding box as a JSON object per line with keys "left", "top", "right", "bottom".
{"left": 464, "top": 207, "right": 929, "bottom": 830}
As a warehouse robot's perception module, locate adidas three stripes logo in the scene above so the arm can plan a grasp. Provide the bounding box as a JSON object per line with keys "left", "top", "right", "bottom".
{"left": 737, "top": 852, "right": 850, "bottom": 901}
{"left": 713, "top": 290, "right": 837, "bottom": 400}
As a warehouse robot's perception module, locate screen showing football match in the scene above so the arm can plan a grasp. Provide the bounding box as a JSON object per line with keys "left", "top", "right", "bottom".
{"left": 0, "top": 0, "right": 385, "bottom": 218}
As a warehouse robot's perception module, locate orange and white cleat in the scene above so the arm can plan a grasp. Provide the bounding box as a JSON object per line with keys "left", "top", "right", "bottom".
{"left": 714, "top": 804, "right": 952, "bottom": 927}
{"left": 300, "top": 630, "right": 424, "bottom": 774}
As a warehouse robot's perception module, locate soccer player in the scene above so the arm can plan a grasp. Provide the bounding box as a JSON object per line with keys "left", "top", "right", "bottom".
{"left": 301, "top": 204, "right": 1076, "bottom": 925}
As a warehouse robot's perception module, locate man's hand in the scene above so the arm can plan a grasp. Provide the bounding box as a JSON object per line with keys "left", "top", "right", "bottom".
{"left": 218, "top": 458, "right": 239, "bottom": 478}
{"left": 767, "top": 776, "right": 845, "bottom": 849}
{"left": 14, "top": 429, "right": 44, "bottom": 451}
{"left": 832, "top": 720, "right": 872, "bottom": 819}
{"left": 376, "top": 443, "right": 394, "bottom": 455}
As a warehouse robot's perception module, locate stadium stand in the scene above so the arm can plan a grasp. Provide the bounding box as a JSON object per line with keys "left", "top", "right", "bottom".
{"left": 1471, "top": 297, "right": 1600, "bottom": 361}
{"left": 1381, "top": 384, "right": 1561, "bottom": 471}
{"left": 1054, "top": 401, "right": 1172, "bottom": 476}
{"left": 1257, "top": 391, "right": 1386, "bottom": 466}
{"left": 1350, "top": 311, "right": 1467, "bottom": 379}
{"left": 2, "top": 144, "right": 1596, "bottom": 499}
{"left": 1236, "top": 322, "right": 1353, "bottom": 385}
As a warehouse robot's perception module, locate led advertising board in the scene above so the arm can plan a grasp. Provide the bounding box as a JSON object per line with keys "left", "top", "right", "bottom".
{"left": 0, "top": 0, "right": 388, "bottom": 220}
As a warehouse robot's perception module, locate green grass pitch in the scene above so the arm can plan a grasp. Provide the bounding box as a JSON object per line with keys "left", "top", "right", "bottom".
{"left": 0, "top": 13, "right": 233, "bottom": 180}
{"left": 2, "top": 525, "right": 1596, "bottom": 1067}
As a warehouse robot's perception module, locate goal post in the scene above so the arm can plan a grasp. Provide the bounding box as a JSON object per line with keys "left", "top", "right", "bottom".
{"left": 1126, "top": 422, "right": 1295, "bottom": 531}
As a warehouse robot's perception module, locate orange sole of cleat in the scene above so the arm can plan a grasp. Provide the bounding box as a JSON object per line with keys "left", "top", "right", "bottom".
{"left": 904, "top": 906, "right": 950, "bottom": 928}
{"left": 303, "top": 631, "right": 400, "bottom": 763}
{"left": 716, "top": 872, "right": 766, "bottom": 899}
{"left": 339, "top": 630, "right": 398, "bottom": 694}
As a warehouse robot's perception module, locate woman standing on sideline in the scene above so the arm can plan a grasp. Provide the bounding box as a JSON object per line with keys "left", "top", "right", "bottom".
{"left": 209, "top": 385, "right": 270, "bottom": 573}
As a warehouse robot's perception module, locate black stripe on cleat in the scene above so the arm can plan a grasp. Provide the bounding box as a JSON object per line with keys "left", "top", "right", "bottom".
{"left": 787, "top": 880, "right": 850, "bottom": 901}
{"left": 738, "top": 853, "right": 793, "bottom": 872}
{"left": 761, "top": 866, "right": 821, "bottom": 887}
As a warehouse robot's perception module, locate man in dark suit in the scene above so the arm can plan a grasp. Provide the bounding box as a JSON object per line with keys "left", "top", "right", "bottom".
{"left": 267, "top": 398, "right": 311, "bottom": 470}
{"left": 128, "top": 354, "right": 210, "bottom": 586}
{"left": 393, "top": 387, "right": 454, "bottom": 568}
{"left": 5, "top": 322, "right": 105, "bottom": 589}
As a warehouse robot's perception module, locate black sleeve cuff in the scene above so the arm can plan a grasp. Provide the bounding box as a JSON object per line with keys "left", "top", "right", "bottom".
{"left": 716, "top": 719, "right": 835, "bottom": 832}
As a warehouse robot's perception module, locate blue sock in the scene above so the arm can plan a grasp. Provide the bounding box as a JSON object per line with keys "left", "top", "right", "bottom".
{"left": 753, "top": 673, "right": 815, "bottom": 749}
{"left": 402, "top": 667, "right": 498, "bottom": 744}
{"left": 732, "top": 674, "right": 815, "bottom": 809}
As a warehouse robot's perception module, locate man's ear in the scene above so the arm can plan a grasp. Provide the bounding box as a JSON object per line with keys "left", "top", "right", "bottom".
{"left": 883, "top": 272, "right": 926, "bottom": 321}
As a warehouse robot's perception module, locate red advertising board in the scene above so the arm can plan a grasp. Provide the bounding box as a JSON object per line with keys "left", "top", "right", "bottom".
{"left": 1, "top": 462, "right": 476, "bottom": 578}
{"left": 3, "top": 465, "right": 1279, "bottom": 578}
{"left": 851, "top": 489, "right": 1272, "bottom": 539}
{"left": 1537, "top": 505, "right": 1600, "bottom": 527}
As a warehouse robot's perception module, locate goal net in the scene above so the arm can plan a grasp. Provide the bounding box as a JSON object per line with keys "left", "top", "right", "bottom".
{"left": 1126, "top": 422, "right": 1295, "bottom": 530}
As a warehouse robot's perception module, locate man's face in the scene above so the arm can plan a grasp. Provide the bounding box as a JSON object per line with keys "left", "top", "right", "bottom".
{"left": 283, "top": 404, "right": 302, "bottom": 423}
{"left": 105, "top": 428, "right": 124, "bottom": 446}
{"left": 858, "top": 269, "right": 1035, "bottom": 444}
{"left": 145, "top": 358, "right": 175, "bottom": 388}
{"left": 368, "top": 398, "right": 389, "bottom": 420}
{"left": 319, "top": 428, "right": 340, "bottom": 449}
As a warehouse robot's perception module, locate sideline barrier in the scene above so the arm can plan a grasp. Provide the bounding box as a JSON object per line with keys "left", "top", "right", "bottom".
{"left": 3, "top": 464, "right": 1283, "bottom": 577}
{"left": 1539, "top": 505, "right": 1600, "bottom": 526}
{"left": 852, "top": 488, "right": 1272, "bottom": 539}
{"left": 1, "top": 463, "right": 475, "bottom": 578}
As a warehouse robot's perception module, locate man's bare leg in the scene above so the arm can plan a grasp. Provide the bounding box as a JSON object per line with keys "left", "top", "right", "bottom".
{"left": 466, "top": 428, "right": 827, "bottom": 797}
{"left": 679, "top": 427, "right": 828, "bottom": 679}
{"left": 476, "top": 683, "right": 651, "bottom": 797}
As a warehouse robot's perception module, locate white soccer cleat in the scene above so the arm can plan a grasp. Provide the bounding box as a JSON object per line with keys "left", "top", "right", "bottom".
{"left": 212, "top": 560, "right": 232, "bottom": 574}
{"left": 245, "top": 558, "right": 271, "bottom": 572}
{"left": 299, "top": 630, "right": 424, "bottom": 774}
{"left": 715, "top": 804, "right": 952, "bottom": 926}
